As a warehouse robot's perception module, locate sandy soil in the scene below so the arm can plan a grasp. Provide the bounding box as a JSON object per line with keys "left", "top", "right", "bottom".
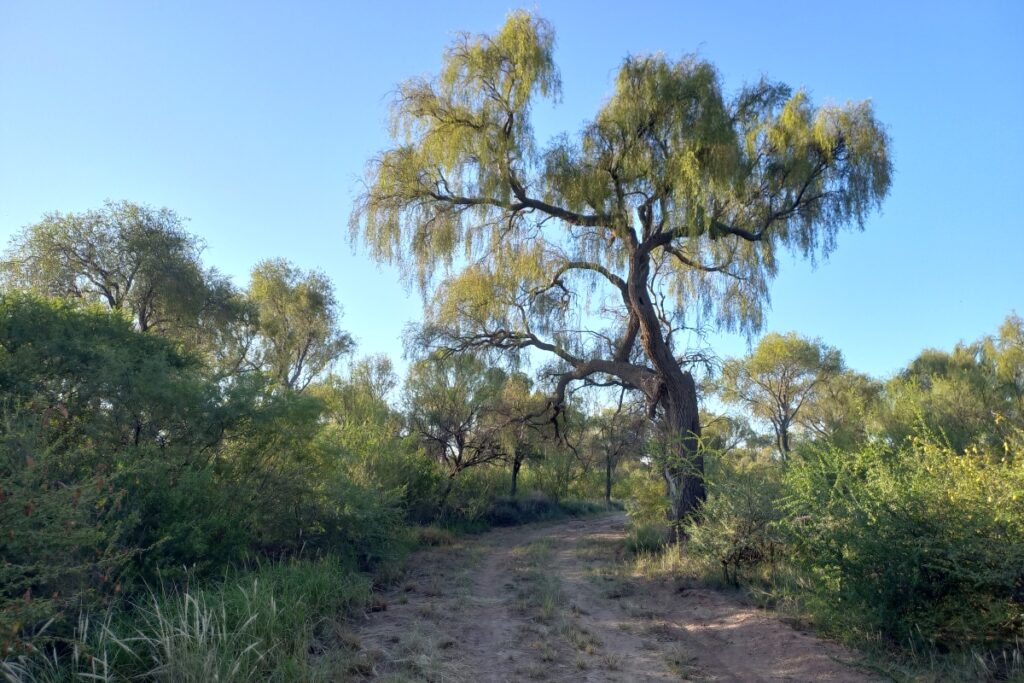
{"left": 342, "top": 513, "right": 879, "bottom": 682}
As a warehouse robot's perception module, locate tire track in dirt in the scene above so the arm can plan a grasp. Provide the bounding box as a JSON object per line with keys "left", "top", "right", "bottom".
{"left": 345, "top": 513, "right": 879, "bottom": 682}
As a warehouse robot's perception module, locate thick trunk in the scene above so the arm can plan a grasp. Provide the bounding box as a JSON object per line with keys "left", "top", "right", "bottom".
{"left": 661, "top": 372, "right": 705, "bottom": 525}
{"left": 774, "top": 419, "right": 791, "bottom": 459}
{"left": 625, "top": 248, "right": 705, "bottom": 525}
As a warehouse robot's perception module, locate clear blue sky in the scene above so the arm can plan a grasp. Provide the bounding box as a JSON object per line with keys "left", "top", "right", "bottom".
{"left": 2, "top": 1, "right": 1021, "bottom": 380}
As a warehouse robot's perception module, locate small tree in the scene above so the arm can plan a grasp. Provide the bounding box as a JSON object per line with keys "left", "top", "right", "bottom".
{"left": 590, "top": 391, "right": 647, "bottom": 503}
{"left": 797, "top": 368, "right": 880, "bottom": 450}
{"left": 352, "top": 12, "right": 891, "bottom": 520}
{"left": 248, "top": 258, "right": 353, "bottom": 391}
{"left": 490, "top": 371, "right": 546, "bottom": 497}
{"left": 718, "top": 332, "right": 842, "bottom": 458}
{"left": 403, "top": 354, "right": 508, "bottom": 504}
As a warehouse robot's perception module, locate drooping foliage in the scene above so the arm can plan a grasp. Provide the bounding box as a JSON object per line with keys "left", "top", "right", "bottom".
{"left": 353, "top": 10, "right": 891, "bottom": 520}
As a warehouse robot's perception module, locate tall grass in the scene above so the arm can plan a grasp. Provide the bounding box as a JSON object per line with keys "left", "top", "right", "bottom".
{"left": 2, "top": 556, "right": 372, "bottom": 682}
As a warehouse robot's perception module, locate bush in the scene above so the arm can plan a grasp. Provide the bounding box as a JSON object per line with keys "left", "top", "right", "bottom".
{"left": 483, "top": 492, "right": 604, "bottom": 527}
{"left": 0, "top": 295, "right": 413, "bottom": 654}
{"left": 0, "top": 407, "right": 132, "bottom": 654}
{"left": 685, "top": 457, "right": 783, "bottom": 585}
{"left": 344, "top": 445, "right": 443, "bottom": 524}
{"left": 485, "top": 492, "right": 561, "bottom": 526}
{"left": 616, "top": 463, "right": 668, "bottom": 530}
{"left": 440, "top": 467, "right": 506, "bottom": 523}
{"left": 782, "top": 435, "right": 1024, "bottom": 650}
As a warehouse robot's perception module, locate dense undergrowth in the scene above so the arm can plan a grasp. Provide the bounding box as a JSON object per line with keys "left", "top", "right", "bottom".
{"left": 614, "top": 315, "right": 1024, "bottom": 681}
{"left": 4, "top": 285, "right": 1024, "bottom": 681}
{"left": 0, "top": 294, "right": 611, "bottom": 680}
{"left": 623, "top": 431, "right": 1024, "bottom": 681}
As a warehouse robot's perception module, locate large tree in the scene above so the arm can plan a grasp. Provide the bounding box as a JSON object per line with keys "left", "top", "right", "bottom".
{"left": 351, "top": 12, "right": 891, "bottom": 520}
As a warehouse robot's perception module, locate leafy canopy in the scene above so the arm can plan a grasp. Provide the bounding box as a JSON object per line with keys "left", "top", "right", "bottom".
{"left": 718, "top": 332, "right": 843, "bottom": 456}
{"left": 353, "top": 11, "right": 892, "bottom": 373}
{"left": 248, "top": 258, "right": 354, "bottom": 391}
{"left": 1, "top": 200, "right": 233, "bottom": 337}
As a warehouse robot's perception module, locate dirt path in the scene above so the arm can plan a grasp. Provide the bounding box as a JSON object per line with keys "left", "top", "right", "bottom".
{"left": 342, "top": 513, "right": 879, "bottom": 682}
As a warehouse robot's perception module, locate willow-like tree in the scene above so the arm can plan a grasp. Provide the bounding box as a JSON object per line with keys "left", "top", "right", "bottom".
{"left": 351, "top": 12, "right": 891, "bottom": 521}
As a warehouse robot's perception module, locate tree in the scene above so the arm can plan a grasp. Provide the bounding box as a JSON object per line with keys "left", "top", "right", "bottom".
{"left": 718, "top": 332, "right": 842, "bottom": 458}
{"left": 797, "top": 368, "right": 881, "bottom": 450}
{"left": 982, "top": 314, "right": 1024, "bottom": 421}
{"left": 0, "top": 291, "right": 217, "bottom": 452}
{"left": 492, "top": 371, "right": 548, "bottom": 497}
{"left": 248, "top": 258, "right": 354, "bottom": 391}
{"left": 589, "top": 391, "right": 647, "bottom": 503}
{"left": 351, "top": 12, "right": 891, "bottom": 521}
{"left": 403, "top": 354, "right": 508, "bottom": 504}
{"left": 1, "top": 200, "right": 231, "bottom": 337}
{"left": 875, "top": 315, "right": 1024, "bottom": 452}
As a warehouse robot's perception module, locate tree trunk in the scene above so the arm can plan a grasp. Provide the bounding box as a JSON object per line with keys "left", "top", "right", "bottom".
{"left": 625, "top": 247, "right": 705, "bottom": 527}
{"left": 774, "top": 418, "right": 791, "bottom": 459}
{"left": 660, "top": 372, "right": 705, "bottom": 526}
{"left": 510, "top": 454, "right": 522, "bottom": 498}
{"left": 605, "top": 454, "right": 613, "bottom": 504}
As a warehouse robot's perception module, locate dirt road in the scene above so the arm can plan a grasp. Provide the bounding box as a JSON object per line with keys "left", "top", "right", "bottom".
{"left": 342, "top": 513, "right": 878, "bottom": 682}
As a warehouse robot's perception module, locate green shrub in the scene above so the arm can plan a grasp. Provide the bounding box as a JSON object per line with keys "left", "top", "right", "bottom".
{"left": 782, "top": 435, "right": 1024, "bottom": 650}
{"left": 414, "top": 525, "right": 457, "bottom": 547}
{"left": 685, "top": 458, "right": 783, "bottom": 585}
{"left": 483, "top": 492, "right": 604, "bottom": 527}
{"left": 485, "top": 492, "right": 561, "bottom": 526}
{"left": 0, "top": 295, "right": 412, "bottom": 654}
{"left": 616, "top": 463, "right": 668, "bottom": 530}
{"left": 0, "top": 407, "right": 132, "bottom": 654}
{"left": 440, "top": 466, "right": 506, "bottom": 522}
{"left": 342, "top": 445, "right": 444, "bottom": 525}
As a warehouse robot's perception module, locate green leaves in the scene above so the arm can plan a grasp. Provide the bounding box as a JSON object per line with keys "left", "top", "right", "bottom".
{"left": 782, "top": 437, "right": 1024, "bottom": 648}
{"left": 248, "top": 259, "right": 353, "bottom": 391}
{"left": 352, "top": 11, "right": 892, "bottom": 361}
{"left": 718, "top": 332, "right": 844, "bottom": 456}
{"left": 1, "top": 201, "right": 220, "bottom": 337}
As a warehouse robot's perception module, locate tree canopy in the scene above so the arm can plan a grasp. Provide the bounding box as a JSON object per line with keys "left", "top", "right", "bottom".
{"left": 352, "top": 11, "right": 891, "bottom": 520}
{"left": 248, "top": 258, "right": 354, "bottom": 391}
{"left": 718, "top": 332, "right": 843, "bottom": 457}
{"left": 1, "top": 200, "right": 233, "bottom": 338}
